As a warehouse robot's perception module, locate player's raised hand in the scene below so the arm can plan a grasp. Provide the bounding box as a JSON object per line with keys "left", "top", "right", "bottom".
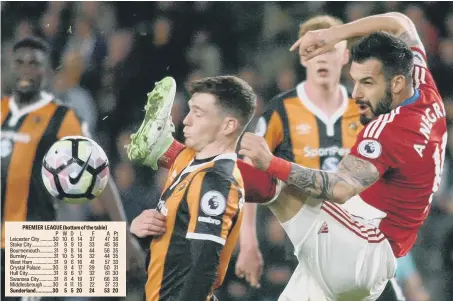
{"left": 290, "top": 28, "right": 339, "bottom": 61}
{"left": 239, "top": 133, "right": 273, "bottom": 171}
{"left": 130, "top": 209, "right": 166, "bottom": 237}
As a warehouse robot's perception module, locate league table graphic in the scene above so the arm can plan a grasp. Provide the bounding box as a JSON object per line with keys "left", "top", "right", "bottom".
{"left": 5, "top": 222, "right": 127, "bottom": 297}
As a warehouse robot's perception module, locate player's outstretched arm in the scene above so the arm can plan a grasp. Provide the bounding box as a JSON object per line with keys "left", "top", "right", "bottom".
{"left": 383, "top": 12, "right": 425, "bottom": 51}
{"left": 240, "top": 133, "right": 380, "bottom": 204}
{"left": 290, "top": 12, "right": 425, "bottom": 60}
{"left": 283, "top": 155, "right": 380, "bottom": 204}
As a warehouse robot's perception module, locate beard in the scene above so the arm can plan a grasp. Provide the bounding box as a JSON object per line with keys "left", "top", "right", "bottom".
{"left": 359, "top": 86, "right": 393, "bottom": 126}
{"left": 14, "top": 77, "right": 43, "bottom": 102}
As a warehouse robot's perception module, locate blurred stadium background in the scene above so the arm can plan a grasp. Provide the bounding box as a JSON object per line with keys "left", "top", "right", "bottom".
{"left": 1, "top": 1, "right": 453, "bottom": 301}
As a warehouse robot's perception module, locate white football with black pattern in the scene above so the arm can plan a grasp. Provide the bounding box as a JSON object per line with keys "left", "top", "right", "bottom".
{"left": 41, "top": 136, "right": 109, "bottom": 204}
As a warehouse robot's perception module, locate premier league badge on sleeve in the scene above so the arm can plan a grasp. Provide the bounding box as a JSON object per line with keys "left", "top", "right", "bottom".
{"left": 201, "top": 191, "right": 226, "bottom": 216}
{"left": 358, "top": 140, "right": 382, "bottom": 159}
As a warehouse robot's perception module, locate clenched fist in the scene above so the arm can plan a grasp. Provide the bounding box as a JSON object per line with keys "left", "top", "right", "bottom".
{"left": 239, "top": 133, "right": 274, "bottom": 171}
{"left": 130, "top": 209, "right": 166, "bottom": 238}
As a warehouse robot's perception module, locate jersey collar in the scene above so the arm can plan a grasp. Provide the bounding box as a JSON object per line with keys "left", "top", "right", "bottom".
{"left": 168, "top": 152, "right": 237, "bottom": 191}
{"left": 296, "top": 81, "right": 349, "bottom": 137}
{"left": 399, "top": 88, "right": 420, "bottom": 107}
{"left": 8, "top": 91, "right": 54, "bottom": 127}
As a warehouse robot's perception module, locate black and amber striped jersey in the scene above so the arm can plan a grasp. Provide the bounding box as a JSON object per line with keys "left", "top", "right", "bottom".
{"left": 1, "top": 92, "right": 85, "bottom": 248}
{"left": 145, "top": 148, "right": 244, "bottom": 301}
{"left": 255, "top": 82, "right": 363, "bottom": 171}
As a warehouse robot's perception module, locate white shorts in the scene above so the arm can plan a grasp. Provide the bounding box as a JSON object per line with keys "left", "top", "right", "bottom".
{"left": 279, "top": 260, "right": 327, "bottom": 301}
{"left": 279, "top": 196, "right": 397, "bottom": 301}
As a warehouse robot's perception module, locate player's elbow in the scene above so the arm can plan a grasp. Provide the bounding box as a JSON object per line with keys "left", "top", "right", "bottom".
{"left": 383, "top": 12, "right": 415, "bottom": 34}
{"left": 332, "top": 187, "right": 356, "bottom": 205}
{"left": 332, "top": 195, "right": 350, "bottom": 205}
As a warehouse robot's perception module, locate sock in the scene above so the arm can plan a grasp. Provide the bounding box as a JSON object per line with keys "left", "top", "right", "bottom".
{"left": 237, "top": 160, "right": 277, "bottom": 203}
{"left": 158, "top": 139, "right": 185, "bottom": 169}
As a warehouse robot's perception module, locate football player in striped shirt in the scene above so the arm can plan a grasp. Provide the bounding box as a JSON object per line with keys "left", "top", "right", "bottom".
{"left": 129, "top": 76, "right": 256, "bottom": 301}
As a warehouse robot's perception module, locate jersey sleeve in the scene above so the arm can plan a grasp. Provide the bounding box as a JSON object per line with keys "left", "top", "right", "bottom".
{"left": 185, "top": 170, "right": 243, "bottom": 246}
{"left": 255, "top": 107, "right": 284, "bottom": 153}
{"left": 57, "top": 108, "right": 91, "bottom": 139}
{"left": 411, "top": 47, "right": 440, "bottom": 95}
{"left": 349, "top": 114, "right": 407, "bottom": 176}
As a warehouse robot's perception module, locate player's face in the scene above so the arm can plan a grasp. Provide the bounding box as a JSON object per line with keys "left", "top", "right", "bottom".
{"left": 11, "top": 47, "right": 47, "bottom": 97}
{"left": 302, "top": 40, "right": 349, "bottom": 85}
{"left": 183, "top": 93, "right": 233, "bottom": 152}
{"left": 350, "top": 59, "right": 393, "bottom": 125}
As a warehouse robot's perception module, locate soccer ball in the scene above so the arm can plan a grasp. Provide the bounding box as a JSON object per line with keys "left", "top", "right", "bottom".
{"left": 41, "top": 136, "right": 110, "bottom": 204}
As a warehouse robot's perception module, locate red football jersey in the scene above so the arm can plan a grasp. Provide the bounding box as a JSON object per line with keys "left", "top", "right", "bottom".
{"left": 350, "top": 47, "right": 448, "bottom": 258}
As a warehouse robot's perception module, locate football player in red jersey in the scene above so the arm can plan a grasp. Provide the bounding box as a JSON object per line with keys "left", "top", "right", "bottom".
{"left": 127, "top": 11, "right": 446, "bottom": 300}
{"left": 236, "top": 12, "right": 447, "bottom": 300}
{"left": 236, "top": 15, "right": 362, "bottom": 293}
